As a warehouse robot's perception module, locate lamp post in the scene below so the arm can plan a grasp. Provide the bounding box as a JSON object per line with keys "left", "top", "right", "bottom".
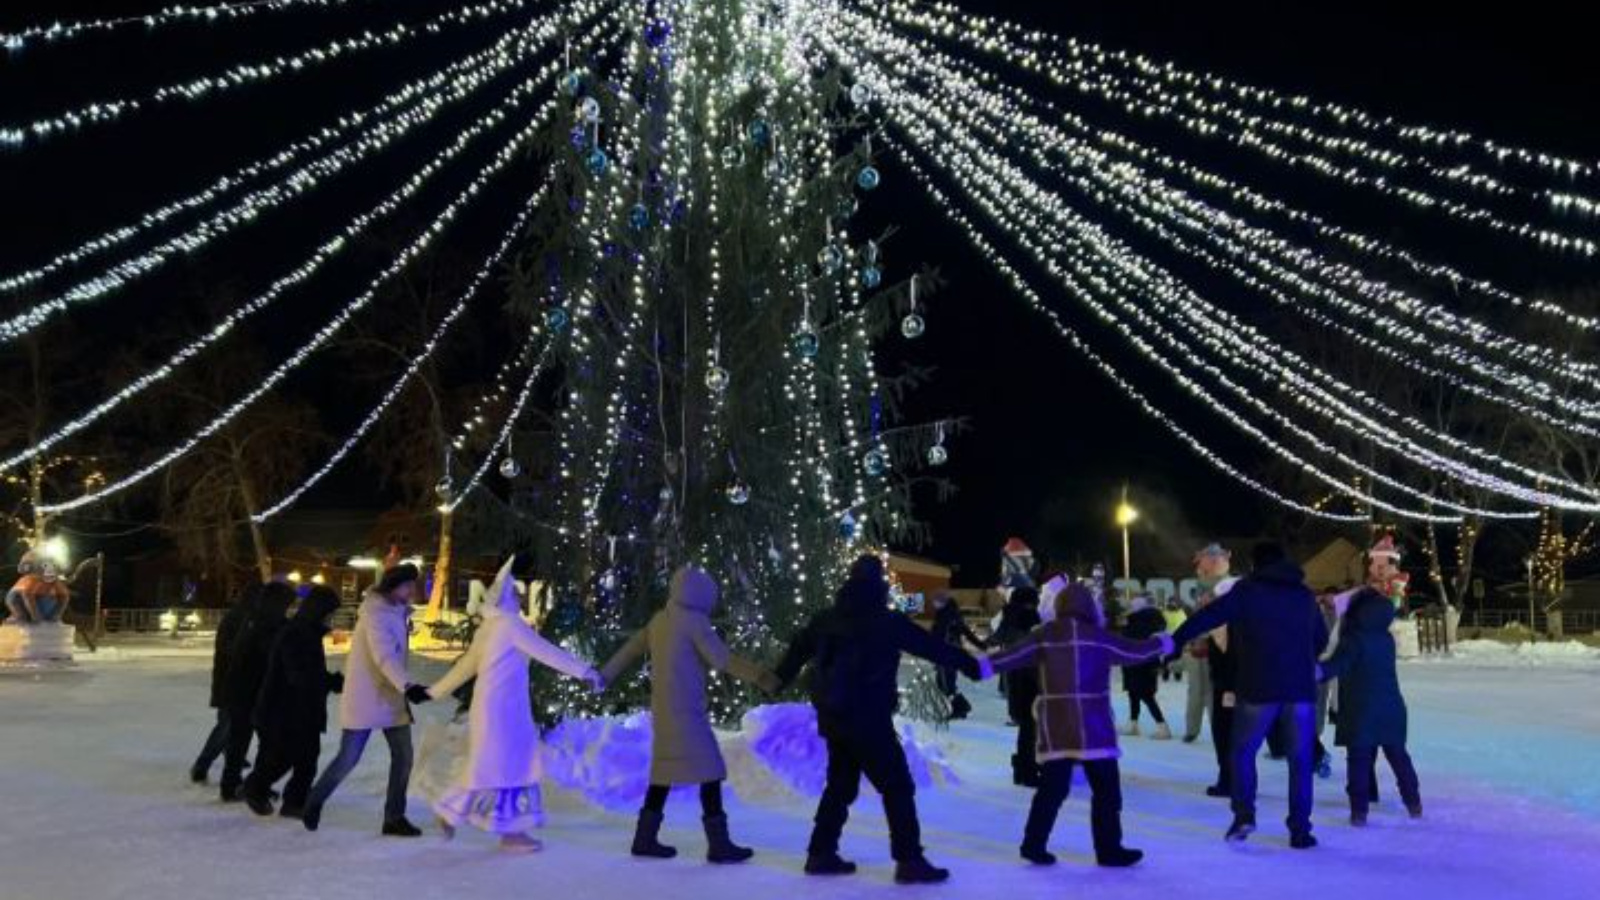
{"left": 1114, "top": 485, "right": 1139, "bottom": 603}
{"left": 1524, "top": 556, "right": 1536, "bottom": 638}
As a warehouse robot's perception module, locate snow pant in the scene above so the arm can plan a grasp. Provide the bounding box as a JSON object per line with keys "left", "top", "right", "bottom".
{"left": 1022, "top": 758, "right": 1124, "bottom": 858}
{"left": 1210, "top": 693, "right": 1234, "bottom": 790}
{"left": 219, "top": 703, "right": 258, "bottom": 798}
{"left": 193, "top": 708, "right": 232, "bottom": 778}
{"left": 809, "top": 725, "right": 922, "bottom": 863}
{"left": 1015, "top": 716, "right": 1038, "bottom": 768}
{"left": 643, "top": 781, "right": 725, "bottom": 818}
{"left": 1231, "top": 701, "right": 1315, "bottom": 835}
{"left": 1127, "top": 690, "right": 1166, "bottom": 724}
{"left": 1346, "top": 745, "right": 1420, "bottom": 817}
{"left": 1184, "top": 657, "right": 1211, "bottom": 740}
{"left": 245, "top": 730, "right": 321, "bottom": 811}
{"left": 307, "top": 726, "right": 413, "bottom": 823}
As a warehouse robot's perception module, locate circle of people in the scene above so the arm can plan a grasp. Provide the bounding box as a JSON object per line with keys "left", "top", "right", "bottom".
{"left": 191, "top": 536, "right": 1421, "bottom": 885}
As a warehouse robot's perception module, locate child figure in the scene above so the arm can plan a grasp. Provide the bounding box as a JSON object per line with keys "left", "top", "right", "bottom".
{"left": 987, "top": 582, "right": 1173, "bottom": 868}
{"left": 1318, "top": 590, "right": 1423, "bottom": 826}
{"left": 600, "top": 565, "right": 778, "bottom": 864}
{"left": 1119, "top": 595, "right": 1173, "bottom": 740}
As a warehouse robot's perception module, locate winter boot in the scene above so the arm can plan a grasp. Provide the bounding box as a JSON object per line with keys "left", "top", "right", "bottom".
{"left": 436, "top": 816, "right": 457, "bottom": 840}
{"left": 1205, "top": 784, "right": 1230, "bottom": 798}
{"left": 1010, "top": 755, "right": 1041, "bottom": 788}
{"left": 1096, "top": 847, "right": 1144, "bottom": 868}
{"left": 382, "top": 817, "right": 423, "bottom": 838}
{"left": 242, "top": 786, "right": 275, "bottom": 818}
{"left": 1290, "top": 831, "right": 1319, "bottom": 850}
{"left": 630, "top": 809, "right": 677, "bottom": 859}
{"left": 278, "top": 804, "right": 304, "bottom": 821}
{"left": 703, "top": 814, "right": 754, "bottom": 864}
{"left": 893, "top": 856, "right": 951, "bottom": 884}
{"left": 189, "top": 763, "right": 208, "bottom": 784}
{"left": 1119, "top": 720, "right": 1140, "bottom": 737}
{"left": 1150, "top": 722, "right": 1173, "bottom": 741}
{"left": 948, "top": 693, "right": 972, "bottom": 721}
{"left": 300, "top": 803, "right": 322, "bottom": 832}
{"left": 1350, "top": 811, "right": 1368, "bottom": 828}
{"left": 1020, "top": 845, "right": 1057, "bottom": 866}
{"left": 1316, "top": 755, "right": 1333, "bottom": 780}
{"left": 1406, "top": 802, "right": 1424, "bottom": 820}
{"left": 1225, "top": 814, "right": 1256, "bottom": 842}
{"left": 804, "top": 853, "right": 857, "bottom": 876}
{"left": 499, "top": 833, "right": 544, "bottom": 854}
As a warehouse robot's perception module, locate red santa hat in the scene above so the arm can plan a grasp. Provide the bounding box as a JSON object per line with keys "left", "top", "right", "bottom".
{"left": 1002, "top": 537, "right": 1032, "bottom": 556}
{"left": 1369, "top": 534, "right": 1402, "bottom": 562}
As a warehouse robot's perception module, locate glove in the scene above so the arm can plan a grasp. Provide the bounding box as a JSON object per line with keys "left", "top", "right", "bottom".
{"left": 977, "top": 656, "right": 996, "bottom": 681}
{"left": 1158, "top": 634, "right": 1175, "bottom": 657}
{"left": 405, "top": 683, "right": 432, "bottom": 705}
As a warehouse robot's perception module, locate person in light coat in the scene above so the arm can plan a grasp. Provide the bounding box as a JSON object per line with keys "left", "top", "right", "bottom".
{"left": 302, "top": 563, "right": 427, "bottom": 836}
{"left": 600, "top": 565, "right": 779, "bottom": 864}
{"left": 421, "top": 557, "right": 601, "bottom": 851}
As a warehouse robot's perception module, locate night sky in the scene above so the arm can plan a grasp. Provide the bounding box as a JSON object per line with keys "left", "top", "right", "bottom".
{"left": 3, "top": 2, "right": 1597, "bottom": 588}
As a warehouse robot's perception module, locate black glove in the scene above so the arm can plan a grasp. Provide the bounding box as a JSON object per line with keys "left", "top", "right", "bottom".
{"left": 405, "top": 683, "right": 432, "bottom": 705}
{"left": 328, "top": 671, "right": 345, "bottom": 694}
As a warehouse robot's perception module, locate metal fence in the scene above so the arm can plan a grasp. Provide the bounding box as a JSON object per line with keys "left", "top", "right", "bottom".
{"left": 98, "top": 608, "right": 228, "bottom": 633}
{"left": 1462, "top": 609, "right": 1600, "bottom": 636}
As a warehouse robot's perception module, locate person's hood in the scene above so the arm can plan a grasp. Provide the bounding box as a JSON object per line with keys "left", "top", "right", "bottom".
{"left": 1349, "top": 591, "right": 1396, "bottom": 633}
{"left": 294, "top": 587, "right": 341, "bottom": 632}
{"left": 1054, "top": 582, "right": 1102, "bottom": 625}
{"left": 257, "top": 583, "right": 295, "bottom": 620}
{"left": 1039, "top": 575, "right": 1070, "bottom": 624}
{"left": 1250, "top": 560, "right": 1307, "bottom": 587}
{"left": 482, "top": 557, "right": 522, "bottom": 618}
{"left": 359, "top": 589, "right": 410, "bottom": 620}
{"left": 835, "top": 571, "right": 889, "bottom": 615}
{"left": 670, "top": 565, "right": 718, "bottom": 615}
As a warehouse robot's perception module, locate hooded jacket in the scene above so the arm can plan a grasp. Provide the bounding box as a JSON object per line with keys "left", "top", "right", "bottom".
{"left": 601, "top": 566, "right": 772, "bottom": 785}
{"left": 209, "top": 584, "right": 260, "bottom": 709}
{"left": 339, "top": 588, "right": 413, "bottom": 730}
{"left": 992, "top": 591, "right": 1043, "bottom": 722}
{"left": 987, "top": 584, "right": 1167, "bottom": 762}
{"left": 428, "top": 558, "right": 594, "bottom": 790}
{"left": 1120, "top": 601, "right": 1168, "bottom": 695}
{"left": 1172, "top": 561, "right": 1328, "bottom": 704}
{"left": 774, "top": 561, "right": 981, "bottom": 736}
{"left": 1320, "top": 590, "right": 1409, "bottom": 748}
{"left": 254, "top": 588, "right": 342, "bottom": 738}
{"left": 223, "top": 583, "right": 294, "bottom": 712}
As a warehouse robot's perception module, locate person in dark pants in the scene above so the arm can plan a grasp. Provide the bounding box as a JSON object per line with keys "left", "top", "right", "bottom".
{"left": 773, "top": 556, "right": 989, "bottom": 885}
{"left": 218, "top": 581, "right": 295, "bottom": 802}
{"left": 1172, "top": 543, "right": 1328, "bottom": 849}
{"left": 929, "top": 592, "right": 987, "bottom": 720}
{"left": 190, "top": 583, "right": 261, "bottom": 784}
{"left": 243, "top": 586, "right": 344, "bottom": 819}
{"left": 990, "top": 587, "right": 1042, "bottom": 787}
{"left": 987, "top": 582, "right": 1172, "bottom": 868}
{"left": 1119, "top": 596, "right": 1172, "bottom": 740}
{"left": 1319, "top": 590, "right": 1423, "bottom": 825}
{"left": 1206, "top": 628, "right": 1236, "bottom": 798}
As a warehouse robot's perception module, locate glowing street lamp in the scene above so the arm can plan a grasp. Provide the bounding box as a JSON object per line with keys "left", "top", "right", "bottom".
{"left": 1115, "top": 486, "right": 1139, "bottom": 603}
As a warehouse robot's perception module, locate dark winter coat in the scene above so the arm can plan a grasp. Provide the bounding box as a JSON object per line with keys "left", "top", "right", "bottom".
{"left": 774, "top": 567, "right": 982, "bottom": 737}
{"left": 223, "top": 583, "right": 294, "bottom": 712}
{"left": 1320, "top": 590, "right": 1408, "bottom": 748}
{"left": 988, "top": 583, "right": 1167, "bottom": 762}
{"left": 931, "top": 601, "right": 986, "bottom": 651}
{"left": 254, "top": 588, "right": 343, "bottom": 739}
{"left": 1120, "top": 605, "right": 1168, "bottom": 696}
{"left": 992, "top": 597, "right": 1043, "bottom": 723}
{"left": 1173, "top": 561, "right": 1328, "bottom": 704}
{"left": 208, "top": 585, "right": 260, "bottom": 709}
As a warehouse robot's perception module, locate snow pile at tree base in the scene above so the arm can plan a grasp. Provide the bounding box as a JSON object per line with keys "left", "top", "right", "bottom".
{"left": 1420, "top": 638, "right": 1600, "bottom": 668}
{"left": 542, "top": 703, "right": 957, "bottom": 812}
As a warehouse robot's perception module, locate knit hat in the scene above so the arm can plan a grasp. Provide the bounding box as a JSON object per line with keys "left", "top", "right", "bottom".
{"left": 1369, "top": 534, "right": 1402, "bottom": 562}
{"left": 1193, "top": 542, "right": 1230, "bottom": 565}
{"left": 376, "top": 562, "right": 421, "bottom": 595}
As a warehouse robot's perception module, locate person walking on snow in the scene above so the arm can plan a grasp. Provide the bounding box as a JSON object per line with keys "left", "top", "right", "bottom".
{"left": 1190, "top": 544, "right": 1238, "bottom": 794}
{"left": 1171, "top": 542, "right": 1328, "bottom": 849}
{"left": 990, "top": 585, "right": 1043, "bottom": 787}
{"left": 1161, "top": 598, "right": 1188, "bottom": 683}
{"left": 772, "top": 555, "right": 992, "bottom": 885}
{"left": 242, "top": 586, "right": 344, "bottom": 819}
{"left": 986, "top": 582, "right": 1174, "bottom": 868}
{"left": 929, "top": 592, "right": 987, "bottom": 721}
{"left": 421, "top": 558, "right": 603, "bottom": 852}
{"left": 600, "top": 565, "right": 780, "bottom": 863}
{"left": 302, "top": 563, "right": 430, "bottom": 836}
{"left": 218, "top": 581, "right": 295, "bottom": 802}
{"left": 190, "top": 582, "right": 261, "bottom": 785}
{"left": 1120, "top": 595, "right": 1172, "bottom": 740}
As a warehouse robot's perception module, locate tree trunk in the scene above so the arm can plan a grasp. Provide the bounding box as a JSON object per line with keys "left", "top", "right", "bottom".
{"left": 231, "top": 458, "right": 273, "bottom": 582}
{"left": 424, "top": 508, "right": 454, "bottom": 622}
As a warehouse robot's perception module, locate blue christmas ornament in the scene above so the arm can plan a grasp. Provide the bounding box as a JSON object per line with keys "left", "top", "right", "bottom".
{"left": 562, "top": 70, "right": 584, "bottom": 96}
{"left": 864, "top": 448, "right": 889, "bottom": 476}
{"left": 544, "top": 306, "right": 571, "bottom": 332}
{"left": 839, "top": 510, "right": 859, "bottom": 540}
{"left": 900, "top": 312, "right": 926, "bottom": 339}
{"left": 629, "top": 203, "right": 650, "bottom": 230}
{"left": 586, "top": 147, "right": 609, "bottom": 176}
{"left": 568, "top": 125, "right": 589, "bottom": 151}
{"left": 856, "top": 165, "right": 881, "bottom": 191}
{"left": 644, "top": 18, "right": 673, "bottom": 48}
{"left": 817, "top": 245, "right": 844, "bottom": 273}
{"left": 793, "top": 329, "right": 821, "bottom": 359}
{"left": 721, "top": 145, "right": 745, "bottom": 169}
{"left": 748, "top": 119, "right": 771, "bottom": 147}
{"left": 726, "top": 481, "right": 751, "bottom": 506}
{"left": 860, "top": 266, "right": 882, "bottom": 289}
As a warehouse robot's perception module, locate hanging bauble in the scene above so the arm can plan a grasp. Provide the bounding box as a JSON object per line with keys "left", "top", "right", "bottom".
{"left": 834, "top": 195, "right": 859, "bottom": 220}
{"left": 628, "top": 203, "right": 650, "bottom": 230}
{"left": 434, "top": 477, "right": 454, "bottom": 500}
{"left": 644, "top": 18, "right": 673, "bottom": 48}
{"left": 839, "top": 510, "right": 859, "bottom": 540}
{"left": 900, "top": 312, "right": 926, "bottom": 339}
{"left": 817, "top": 245, "right": 844, "bottom": 273}
{"left": 579, "top": 96, "right": 602, "bottom": 124}
{"left": 860, "top": 266, "right": 883, "bottom": 289}
{"left": 720, "top": 145, "right": 745, "bottom": 169}
{"left": 726, "top": 481, "right": 751, "bottom": 506}
{"left": 568, "top": 125, "right": 589, "bottom": 151}
{"left": 765, "top": 156, "right": 788, "bottom": 180}
{"left": 926, "top": 444, "right": 949, "bottom": 467}
{"left": 849, "top": 83, "right": 874, "bottom": 107}
{"left": 499, "top": 456, "right": 522, "bottom": 479}
{"left": 585, "top": 148, "right": 609, "bottom": 176}
{"left": 747, "top": 119, "right": 771, "bottom": 147}
{"left": 793, "top": 329, "right": 821, "bottom": 359}
{"left": 705, "top": 365, "right": 731, "bottom": 394}
{"left": 856, "top": 165, "right": 882, "bottom": 191}
{"left": 544, "top": 306, "right": 571, "bottom": 332}
{"left": 659, "top": 485, "right": 674, "bottom": 504}
{"left": 562, "top": 70, "right": 584, "bottom": 96}
{"left": 863, "top": 448, "right": 890, "bottom": 476}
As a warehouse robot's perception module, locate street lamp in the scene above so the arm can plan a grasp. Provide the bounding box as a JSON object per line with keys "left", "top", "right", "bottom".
{"left": 1115, "top": 486, "right": 1139, "bottom": 603}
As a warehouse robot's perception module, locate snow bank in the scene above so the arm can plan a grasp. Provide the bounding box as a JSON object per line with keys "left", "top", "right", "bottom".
{"left": 1413, "top": 638, "right": 1600, "bottom": 669}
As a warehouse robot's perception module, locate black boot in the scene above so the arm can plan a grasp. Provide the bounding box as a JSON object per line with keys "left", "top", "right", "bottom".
{"left": 1290, "top": 831, "right": 1318, "bottom": 850}
{"left": 894, "top": 856, "right": 951, "bottom": 884}
{"left": 804, "top": 853, "right": 857, "bottom": 876}
{"left": 1226, "top": 814, "right": 1256, "bottom": 842}
{"left": 1011, "top": 755, "right": 1041, "bottom": 788}
{"left": 702, "top": 814, "right": 753, "bottom": 864}
{"left": 631, "top": 809, "right": 677, "bottom": 859}
{"left": 1020, "top": 844, "right": 1057, "bottom": 866}
{"left": 1097, "top": 847, "right": 1144, "bottom": 868}
{"left": 382, "top": 817, "right": 423, "bottom": 837}
{"left": 243, "top": 787, "right": 274, "bottom": 817}
{"left": 301, "top": 803, "right": 322, "bottom": 832}
{"left": 190, "top": 763, "right": 208, "bottom": 784}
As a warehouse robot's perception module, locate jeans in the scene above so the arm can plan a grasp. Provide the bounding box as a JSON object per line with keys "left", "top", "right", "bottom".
{"left": 1184, "top": 656, "right": 1211, "bottom": 739}
{"left": 643, "top": 781, "right": 725, "bottom": 818}
{"left": 1347, "top": 744, "right": 1421, "bottom": 816}
{"left": 245, "top": 730, "right": 321, "bottom": 811}
{"left": 193, "top": 709, "right": 232, "bottom": 778}
{"left": 1022, "top": 758, "right": 1124, "bottom": 858}
{"left": 809, "top": 724, "right": 922, "bottom": 863}
{"left": 219, "top": 704, "right": 257, "bottom": 798}
{"left": 307, "top": 727, "right": 413, "bottom": 823}
{"left": 1231, "top": 701, "right": 1316, "bottom": 835}
{"left": 6, "top": 593, "right": 62, "bottom": 623}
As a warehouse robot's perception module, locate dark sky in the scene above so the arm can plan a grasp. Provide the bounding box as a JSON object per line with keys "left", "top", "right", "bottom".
{"left": 3, "top": 2, "right": 1597, "bottom": 587}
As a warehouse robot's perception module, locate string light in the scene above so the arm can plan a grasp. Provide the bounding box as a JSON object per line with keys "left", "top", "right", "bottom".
{"left": 1, "top": 0, "right": 371, "bottom": 50}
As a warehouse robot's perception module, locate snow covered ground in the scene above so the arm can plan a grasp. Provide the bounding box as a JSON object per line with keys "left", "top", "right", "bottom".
{"left": 3, "top": 646, "right": 1598, "bottom": 900}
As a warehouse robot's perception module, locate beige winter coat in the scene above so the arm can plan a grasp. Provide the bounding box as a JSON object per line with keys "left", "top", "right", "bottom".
{"left": 600, "top": 567, "right": 772, "bottom": 785}
{"left": 339, "top": 592, "right": 413, "bottom": 731}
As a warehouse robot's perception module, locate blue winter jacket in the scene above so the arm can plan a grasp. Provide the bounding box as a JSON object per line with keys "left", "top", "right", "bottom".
{"left": 1171, "top": 561, "right": 1328, "bottom": 704}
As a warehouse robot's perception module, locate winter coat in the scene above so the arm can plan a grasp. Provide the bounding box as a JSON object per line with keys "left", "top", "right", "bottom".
{"left": 208, "top": 587, "right": 258, "bottom": 709}
{"left": 339, "top": 591, "right": 413, "bottom": 731}
{"left": 601, "top": 567, "right": 771, "bottom": 785}
{"left": 1320, "top": 590, "right": 1409, "bottom": 748}
{"left": 1120, "top": 605, "right": 1168, "bottom": 695}
{"left": 988, "top": 583, "right": 1167, "bottom": 762}
{"left": 428, "top": 560, "right": 593, "bottom": 790}
{"left": 775, "top": 569, "right": 981, "bottom": 737}
{"left": 223, "top": 586, "right": 294, "bottom": 712}
{"left": 1162, "top": 607, "right": 1188, "bottom": 634}
{"left": 254, "top": 589, "right": 342, "bottom": 739}
{"left": 992, "top": 601, "right": 1042, "bottom": 722}
{"left": 931, "top": 601, "right": 985, "bottom": 652}
{"left": 1173, "top": 561, "right": 1328, "bottom": 704}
